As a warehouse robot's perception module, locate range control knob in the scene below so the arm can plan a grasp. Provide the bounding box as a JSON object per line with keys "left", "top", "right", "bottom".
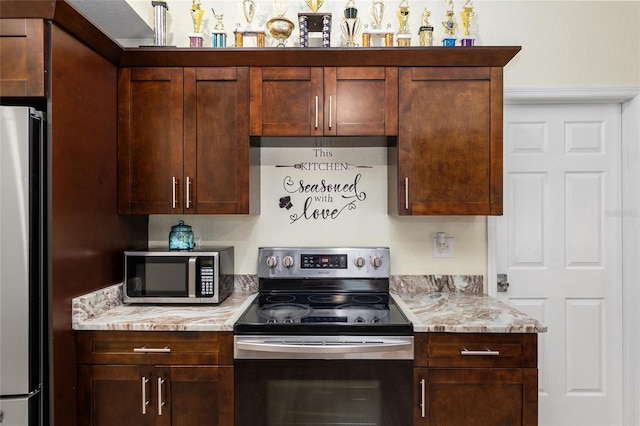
{"left": 282, "top": 255, "right": 294, "bottom": 268}
{"left": 265, "top": 256, "right": 278, "bottom": 268}
{"left": 354, "top": 256, "right": 366, "bottom": 268}
{"left": 371, "top": 256, "right": 383, "bottom": 268}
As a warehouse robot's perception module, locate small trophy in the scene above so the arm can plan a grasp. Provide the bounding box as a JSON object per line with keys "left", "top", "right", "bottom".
{"left": 188, "top": 0, "right": 204, "bottom": 47}
{"left": 370, "top": 0, "right": 385, "bottom": 29}
{"left": 418, "top": 7, "right": 433, "bottom": 46}
{"left": 212, "top": 8, "right": 227, "bottom": 47}
{"left": 235, "top": 0, "right": 266, "bottom": 47}
{"left": 242, "top": 0, "right": 258, "bottom": 27}
{"left": 340, "top": 0, "right": 362, "bottom": 47}
{"left": 460, "top": 0, "right": 475, "bottom": 46}
{"left": 441, "top": 0, "right": 457, "bottom": 46}
{"left": 396, "top": 0, "right": 410, "bottom": 46}
{"left": 266, "top": 0, "right": 295, "bottom": 47}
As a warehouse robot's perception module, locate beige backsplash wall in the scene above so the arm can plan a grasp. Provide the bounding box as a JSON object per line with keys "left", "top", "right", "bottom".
{"left": 148, "top": 145, "right": 488, "bottom": 275}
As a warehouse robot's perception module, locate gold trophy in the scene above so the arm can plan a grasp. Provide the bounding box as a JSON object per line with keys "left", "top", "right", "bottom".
{"left": 211, "top": 8, "right": 227, "bottom": 47}
{"left": 396, "top": 0, "right": 410, "bottom": 46}
{"left": 441, "top": 0, "right": 457, "bottom": 46}
{"left": 307, "top": 0, "right": 323, "bottom": 13}
{"left": 460, "top": 0, "right": 475, "bottom": 46}
{"left": 189, "top": 0, "right": 204, "bottom": 47}
{"left": 418, "top": 7, "right": 433, "bottom": 46}
{"left": 267, "top": 0, "right": 295, "bottom": 47}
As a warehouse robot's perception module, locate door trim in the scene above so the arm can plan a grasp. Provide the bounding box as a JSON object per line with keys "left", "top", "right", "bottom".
{"left": 488, "top": 87, "right": 640, "bottom": 426}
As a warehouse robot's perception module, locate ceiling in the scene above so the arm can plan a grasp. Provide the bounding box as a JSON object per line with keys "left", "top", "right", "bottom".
{"left": 68, "top": 0, "right": 152, "bottom": 42}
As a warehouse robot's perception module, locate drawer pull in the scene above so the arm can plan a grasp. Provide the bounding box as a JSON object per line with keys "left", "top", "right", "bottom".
{"left": 133, "top": 346, "right": 171, "bottom": 353}
{"left": 461, "top": 348, "right": 500, "bottom": 356}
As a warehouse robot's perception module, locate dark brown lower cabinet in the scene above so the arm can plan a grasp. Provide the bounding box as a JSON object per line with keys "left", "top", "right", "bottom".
{"left": 414, "top": 333, "right": 538, "bottom": 426}
{"left": 77, "top": 331, "right": 233, "bottom": 426}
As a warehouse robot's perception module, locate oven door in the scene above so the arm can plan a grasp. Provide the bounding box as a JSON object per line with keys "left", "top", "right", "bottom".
{"left": 234, "top": 336, "right": 413, "bottom": 426}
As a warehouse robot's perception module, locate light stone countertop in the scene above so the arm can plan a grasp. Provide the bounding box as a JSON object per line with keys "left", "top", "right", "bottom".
{"left": 72, "top": 276, "right": 546, "bottom": 333}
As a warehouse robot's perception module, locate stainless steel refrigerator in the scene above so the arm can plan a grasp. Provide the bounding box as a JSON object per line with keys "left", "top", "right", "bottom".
{"left": 0, "top": 105, "right": 46, "bottom": 426}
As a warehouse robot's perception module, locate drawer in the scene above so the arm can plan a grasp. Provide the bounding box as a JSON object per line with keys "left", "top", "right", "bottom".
{"left": 77, "top": 331, "right": 233, "bottom": 366}
{"left": 415, "top": 333, "right": 537, "bottom": 368}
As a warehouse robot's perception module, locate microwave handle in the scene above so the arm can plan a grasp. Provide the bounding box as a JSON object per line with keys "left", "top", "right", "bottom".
{"left": 188, "top": 257, "right": 197, "bottom": 297}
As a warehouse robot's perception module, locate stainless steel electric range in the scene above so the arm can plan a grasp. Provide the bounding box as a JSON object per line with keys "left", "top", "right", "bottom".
{"left": 234, "top": 247, "right": 414, "bottom": 426}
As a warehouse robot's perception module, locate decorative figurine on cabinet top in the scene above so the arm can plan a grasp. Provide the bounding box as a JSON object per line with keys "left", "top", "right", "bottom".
{"left": 396, "top": 0, "right": 410, "bottom": 46}
{"left": 441, "top": 0, "right": 457, "bottom": 46}
{"left": 460, "top": 0, "right": 475, "bottom": 46}
{"left": 341, "top": 0, "right": 362, "bottom": 47}
{"left": 418, "top": 6, "right": 434, "bottom": 46}
{"left": 188, "top": 0, "right": 204, "bottom": 47}
{"left": 267, "top": 0, "right": 295, "bottom": 47}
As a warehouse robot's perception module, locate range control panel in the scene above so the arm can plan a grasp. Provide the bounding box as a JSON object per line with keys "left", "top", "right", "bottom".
{"left": 258, "top": 247, "right": 390, "bottom": 279}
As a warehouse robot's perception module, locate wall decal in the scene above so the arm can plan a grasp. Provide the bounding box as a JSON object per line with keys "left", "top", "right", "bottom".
{"left": 275, "top": 148, "right": 371, "bottom": 224}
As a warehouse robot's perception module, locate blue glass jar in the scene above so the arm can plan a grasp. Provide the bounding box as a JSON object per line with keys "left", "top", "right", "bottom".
{"left": 168, "top": 220, "right": 195, "bottom": 250}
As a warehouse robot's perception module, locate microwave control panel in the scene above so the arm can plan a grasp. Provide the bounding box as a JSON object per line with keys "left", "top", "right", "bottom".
{"left": 198, "top": 257, "right": 215, "bottom": 297}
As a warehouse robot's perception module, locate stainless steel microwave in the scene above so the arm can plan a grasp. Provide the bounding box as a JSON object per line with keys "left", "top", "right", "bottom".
{"left": 123, "top": 247, "right": 234, "bottom": 304}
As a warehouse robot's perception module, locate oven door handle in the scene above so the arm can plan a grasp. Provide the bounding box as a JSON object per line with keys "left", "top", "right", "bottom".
{"left": 236, "top": 339, "right": 413, "bottom": 354}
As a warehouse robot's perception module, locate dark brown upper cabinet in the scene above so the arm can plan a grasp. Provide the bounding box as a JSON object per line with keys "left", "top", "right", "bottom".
{"left": 0, "top": 19, "right": 45, "bottom": 97}
{"left": 394, "top": 67, "right": 504, "bottom": 215}
{"left": 118, "top": 67, "right": 252, "bottom": 214}
{"left": 249, "top": 66, "right": 398, "bottom": 137}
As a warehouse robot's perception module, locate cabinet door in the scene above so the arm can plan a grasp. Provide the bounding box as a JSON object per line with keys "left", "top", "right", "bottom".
{"left": 118, "top": 68, "right": 184, "bottom": 214}
{"left": 250, "top": 67, "right": 324, "bottom": 136}
{"left": 78, "top": 365, "right": 154, "bottom": 426}
{"left": 161, "top": 366, "right": 234, "bottom": 426}
{"left": 184, "top": 67, "right": 250, "bottom": 214}
{"left": 324, "top": 67, "right": 398, "bottom": 136}
{"left": 397, "top": 67, "right": 503, "bottom": 215}
{"left": 0, "top": 19, "right": 45, "bottom": 97}
{"left": 416, "top": 367, "right": 537, "bottom": 426}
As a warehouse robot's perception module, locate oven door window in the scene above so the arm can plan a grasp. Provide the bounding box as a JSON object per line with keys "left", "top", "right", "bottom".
{"left": 126, "top": 257, "right": 188, "bottom": 297}
{"left": 235, "top": 359, "right": 412, "bottom": 425}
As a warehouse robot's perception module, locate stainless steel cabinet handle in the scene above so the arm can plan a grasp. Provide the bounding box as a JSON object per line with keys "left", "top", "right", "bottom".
{"left": 171, "top": 177, "right": 178, "bottom": 209}
{"left": 157, "top": 377, "right": 165, "bottom": 416}
{"left": 185, "top": 177, "right": 192, "bottom": 209}
{"left": 328, "top": 95, "right": 333, "bottom": 129}
{"left": 133, "top": 346, "right": 171, "bottom": 353}
{"left": 141, "top": 376, "right": 149, "bottom": 415}
{"left": 460, "top": 348, "right": 500, "bottom": 356}
{"left": 420, "top": 378, "right": 426, "bottom": 418}
{"left": 404, "top": 177, "right": 409, "bottom": 210}
{"left": 315, "top": 96, "right": 319, "bottom": 129}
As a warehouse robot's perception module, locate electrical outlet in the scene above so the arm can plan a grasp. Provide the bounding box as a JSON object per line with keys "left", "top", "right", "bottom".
{"left": 433, "top": 237, "right": 454, "bottom": 258}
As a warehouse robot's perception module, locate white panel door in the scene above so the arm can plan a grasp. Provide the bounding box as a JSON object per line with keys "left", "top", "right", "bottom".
{"left": 495, "top": 103, "right": 623, "bottom": 425}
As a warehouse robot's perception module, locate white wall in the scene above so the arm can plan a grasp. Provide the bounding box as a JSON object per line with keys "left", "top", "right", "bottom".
{"left": 138, "top": 0, "right": 640, "bottom": 275}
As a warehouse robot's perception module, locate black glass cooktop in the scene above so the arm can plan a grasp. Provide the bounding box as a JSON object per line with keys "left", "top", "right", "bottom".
{"left": 234, "top": 292, "right": 413, "bottom": 335}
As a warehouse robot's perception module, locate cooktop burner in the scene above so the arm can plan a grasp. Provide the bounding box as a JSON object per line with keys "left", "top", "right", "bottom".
{"left": 234, "top": 247, "right": 413, "bottom": 336}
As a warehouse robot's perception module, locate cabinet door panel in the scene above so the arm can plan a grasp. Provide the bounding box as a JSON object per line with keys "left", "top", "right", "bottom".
{"left": 118, "top": 68, "right": 184, "bottom": 213}
{"left": 326, "top": 67, "right": 398, "bottom": 136}
{"left": 88, "top": 365, "right": 153, "bottom": 426}
{"left": 250, "top": 67, "right": 323, "bottom": 136}
{"left": 185, "top": 67, "right": 250, "bottom": 213}
{"left": 425, "top": 368, "right": 536, "bottom": 426}
{"left": 165, "top": 366, "right": 234, "bottom": 426}
{"left": 0, "top": 19, "right": 45, "bottom": 97}
{"left": 398, "top": 67, "right": 502, "bottom": 215}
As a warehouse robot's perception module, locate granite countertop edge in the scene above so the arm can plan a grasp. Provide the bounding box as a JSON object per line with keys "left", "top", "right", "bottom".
{"left": 72, "top": 276, "right": 547, "bottom": 333}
